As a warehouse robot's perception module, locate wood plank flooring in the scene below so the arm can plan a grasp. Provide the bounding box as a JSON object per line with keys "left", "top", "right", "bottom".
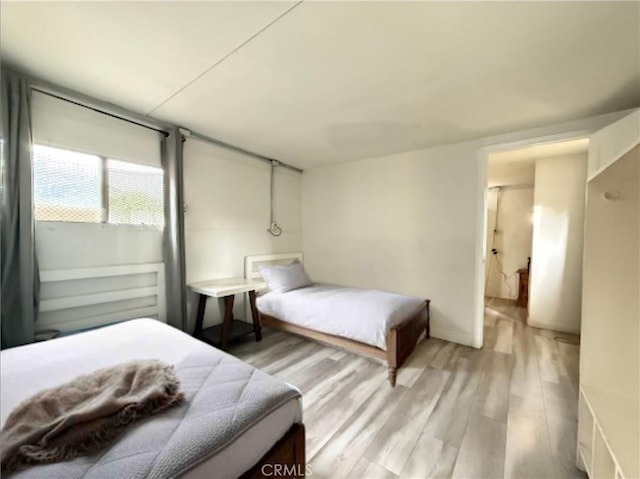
{"left": 229, "top": 298, "right": 586, "bottom": 479}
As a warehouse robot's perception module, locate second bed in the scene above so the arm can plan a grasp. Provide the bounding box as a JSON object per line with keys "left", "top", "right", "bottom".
{"left": 246, "top": 253, "right": 431, "bottom": 386}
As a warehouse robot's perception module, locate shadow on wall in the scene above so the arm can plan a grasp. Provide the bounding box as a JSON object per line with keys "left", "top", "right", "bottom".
{"left": 428, "top": 303, "right": 467, "bottom": 339}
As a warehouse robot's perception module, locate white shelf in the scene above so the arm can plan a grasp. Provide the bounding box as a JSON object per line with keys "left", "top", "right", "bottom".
{"left": 578, "top": 445, "right": 592, "bottom": 477}
{"left": 581, "top": 386, "right": 639, "bottom": 479}
{"left": 594, "top": 430, "right": 617, "bottom": 479}
{"left": 580, "top": 140, "right": 639, "bottom": 479}
{"left": 578, "top": 395, "right": 594, "bottom": 473}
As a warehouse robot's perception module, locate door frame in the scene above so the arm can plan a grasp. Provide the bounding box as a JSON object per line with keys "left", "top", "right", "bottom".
{"left": 472, "top": 128, "right": 598, "bottom": 348}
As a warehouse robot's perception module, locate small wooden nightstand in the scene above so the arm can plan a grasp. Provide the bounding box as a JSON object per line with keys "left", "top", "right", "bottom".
{"left": 189, "top": 278, "right": 266, "bottom": 351}
{"left": 516, "top": 268, "right": 529, "bottom": 309}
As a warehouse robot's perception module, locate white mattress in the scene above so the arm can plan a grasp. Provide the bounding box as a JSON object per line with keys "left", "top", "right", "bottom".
{"left": 257, "top": 284, "right": 425, "bottom": 349}
{"left": 0, "top": 318, "right": 302, "bottom": 479}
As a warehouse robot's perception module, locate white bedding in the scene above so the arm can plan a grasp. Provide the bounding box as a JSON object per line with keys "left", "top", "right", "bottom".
{"left": 0, "top": 318, "right": 302, "bottom": 479}
{"left": 257, "top": 284, "right": 425, "bottom": 350}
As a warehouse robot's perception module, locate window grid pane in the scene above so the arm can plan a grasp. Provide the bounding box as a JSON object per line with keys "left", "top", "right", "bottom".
{"left": 33, "top": 145, "right": 103, "bottom": 222}
{"left": 108, "top": 159, "right": 164, "bottom": 227}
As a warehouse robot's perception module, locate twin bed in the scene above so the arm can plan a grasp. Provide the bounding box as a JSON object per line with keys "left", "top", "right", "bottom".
{"left": 1, "top": 252, "right": 429, "bottom": 478}
{"left": 246, "top": 253, "right": 431, "bottom": 387}
{"left": 0, "top": 319, "right": 304, "bottom": 479}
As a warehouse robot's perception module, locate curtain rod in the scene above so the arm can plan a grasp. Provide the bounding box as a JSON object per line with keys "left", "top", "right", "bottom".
{"left": 182, "top": 129, "right": 303, "bottom": 174}
{"left": 33, "top": 87, "right": 170, "bottom": 136}
{"left": 23, "top": 71, "right": 303, "bottom": 173}
{"left": 28, "top": 76, "right": 173, "bottom": 134}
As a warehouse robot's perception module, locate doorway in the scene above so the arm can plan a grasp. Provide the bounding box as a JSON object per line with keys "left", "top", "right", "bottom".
{"left": 485, "top": 167, "right": 534, "bottom": 307}
{"left": 483, "top": 138, "right": 589, "bottom": 334}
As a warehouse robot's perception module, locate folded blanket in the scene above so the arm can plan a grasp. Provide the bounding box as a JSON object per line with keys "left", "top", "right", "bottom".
{"left": 0, "top": 360, "right": 184, "bottom": 472}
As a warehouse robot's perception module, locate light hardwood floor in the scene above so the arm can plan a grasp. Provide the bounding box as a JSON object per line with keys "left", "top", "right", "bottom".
{"left": 229, "top": 298, "right": 586, "bottom": 479}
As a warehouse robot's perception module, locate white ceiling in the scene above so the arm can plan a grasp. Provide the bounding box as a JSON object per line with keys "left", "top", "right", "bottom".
{"left": 2, "top": 1, "right": 639, "bottom": 170}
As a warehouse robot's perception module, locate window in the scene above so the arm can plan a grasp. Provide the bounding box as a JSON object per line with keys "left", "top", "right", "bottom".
{"left": 33, "top": 145, "right": 102, "bottom": 222}
{"left": 108, "top": 159, "right": 164, "bottom": 226}
{"left": 33, "top": 145, "right": 164, "bottom": 226}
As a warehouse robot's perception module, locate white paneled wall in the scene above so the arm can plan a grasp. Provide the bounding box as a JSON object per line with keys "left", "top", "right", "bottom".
{"left": 182, "top": 140, "right": 302, "bottom": 331}
{"left": 38, "top": 263, "right": 166, "bottom": 332}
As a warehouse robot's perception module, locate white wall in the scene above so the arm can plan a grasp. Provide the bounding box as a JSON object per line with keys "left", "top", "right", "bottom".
{"left": 183, "top": 140, "right": 302, "bottom": 331}
{"left": 485, "top": 187, "right": 533, "bottom": 299}
{"left": 528, "top": 153, "right": 587, "bottom": 333}
{"left": 583, "top": 144, "right": 639, "bottom": 406}
{"left": 36, "top": 223, "right": 163, "bottom": 270}
{"left": 587, "top": 109, "right": 640, "bottom": 178}
{"left": 486, "top": 159, "right": 534, "bottom": 300}
{"left": 303, "top": 142, "right": 482, "bottom": 346}
{"left": 487, "top": 160, "right": 535, "bottom": 188}
{"left": 302, "top": 110, "right": 632, "bottom": 348}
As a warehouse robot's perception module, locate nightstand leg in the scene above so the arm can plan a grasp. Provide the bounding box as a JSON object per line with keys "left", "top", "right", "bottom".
{"left": 194, "top": 294, "right": 207, "bottom": 336}
{"left": 220, "top": 295, "right": 235, "bottom": 351}
{"left": 249, "top": 290, "right": 262, "bottom": 342}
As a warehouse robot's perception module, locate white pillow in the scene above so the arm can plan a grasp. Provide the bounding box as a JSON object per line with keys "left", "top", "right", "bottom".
{"left": 259, "top": 260, "right": 312, "bottom": 293}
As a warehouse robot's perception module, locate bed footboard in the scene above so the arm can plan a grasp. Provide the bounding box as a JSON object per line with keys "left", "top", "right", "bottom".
{"left": 386, "top": 299, "right": 431, "bottom": 387}
{"left": 240, "top": 424, "right": 306, "bottom": 479}
{"left": 259, "top": 299, "right": 431, "bottom": 388}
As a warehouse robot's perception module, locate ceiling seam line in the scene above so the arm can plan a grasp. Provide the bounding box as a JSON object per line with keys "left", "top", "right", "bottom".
{"left": 146, "top": 0, "right": 304, "bottom": 115}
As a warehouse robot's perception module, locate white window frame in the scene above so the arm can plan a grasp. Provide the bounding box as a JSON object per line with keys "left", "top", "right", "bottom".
{"left": 33, "top": 143, "right": 164, "bottom": 228}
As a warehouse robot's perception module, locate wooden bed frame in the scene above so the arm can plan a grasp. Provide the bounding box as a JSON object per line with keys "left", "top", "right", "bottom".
{"left": 260, "top": 301, "right": 429, "bottom": 387}
{"left": 244, "top": 253, "right": 431, "bottom": 387}
{"left": 240, "top": 424, "right": 306, "bottom": 478}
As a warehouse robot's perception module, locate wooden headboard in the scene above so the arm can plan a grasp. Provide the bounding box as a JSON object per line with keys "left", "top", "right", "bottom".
{"left": 244, "top": 252, "right": 304, "bottom": 282}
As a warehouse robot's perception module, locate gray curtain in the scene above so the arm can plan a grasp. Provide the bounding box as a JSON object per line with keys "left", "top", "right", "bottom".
{"left": 1, "top": 70, "right": 40, "bottom": 349}
{"left": 161, "top": 129, "right": 187, "bottom": 332}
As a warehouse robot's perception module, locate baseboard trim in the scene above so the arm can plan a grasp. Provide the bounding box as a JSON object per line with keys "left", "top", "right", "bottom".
{"left": 527, "top": 318, "right": 580, "bottom": 335}
{"left": 430, "top": 328, "right": 475, "bottom": 347}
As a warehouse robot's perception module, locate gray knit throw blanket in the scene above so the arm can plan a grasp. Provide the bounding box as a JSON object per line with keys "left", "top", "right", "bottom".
{"left": 0, "top": 360, "right": 184, "bottom": 472}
